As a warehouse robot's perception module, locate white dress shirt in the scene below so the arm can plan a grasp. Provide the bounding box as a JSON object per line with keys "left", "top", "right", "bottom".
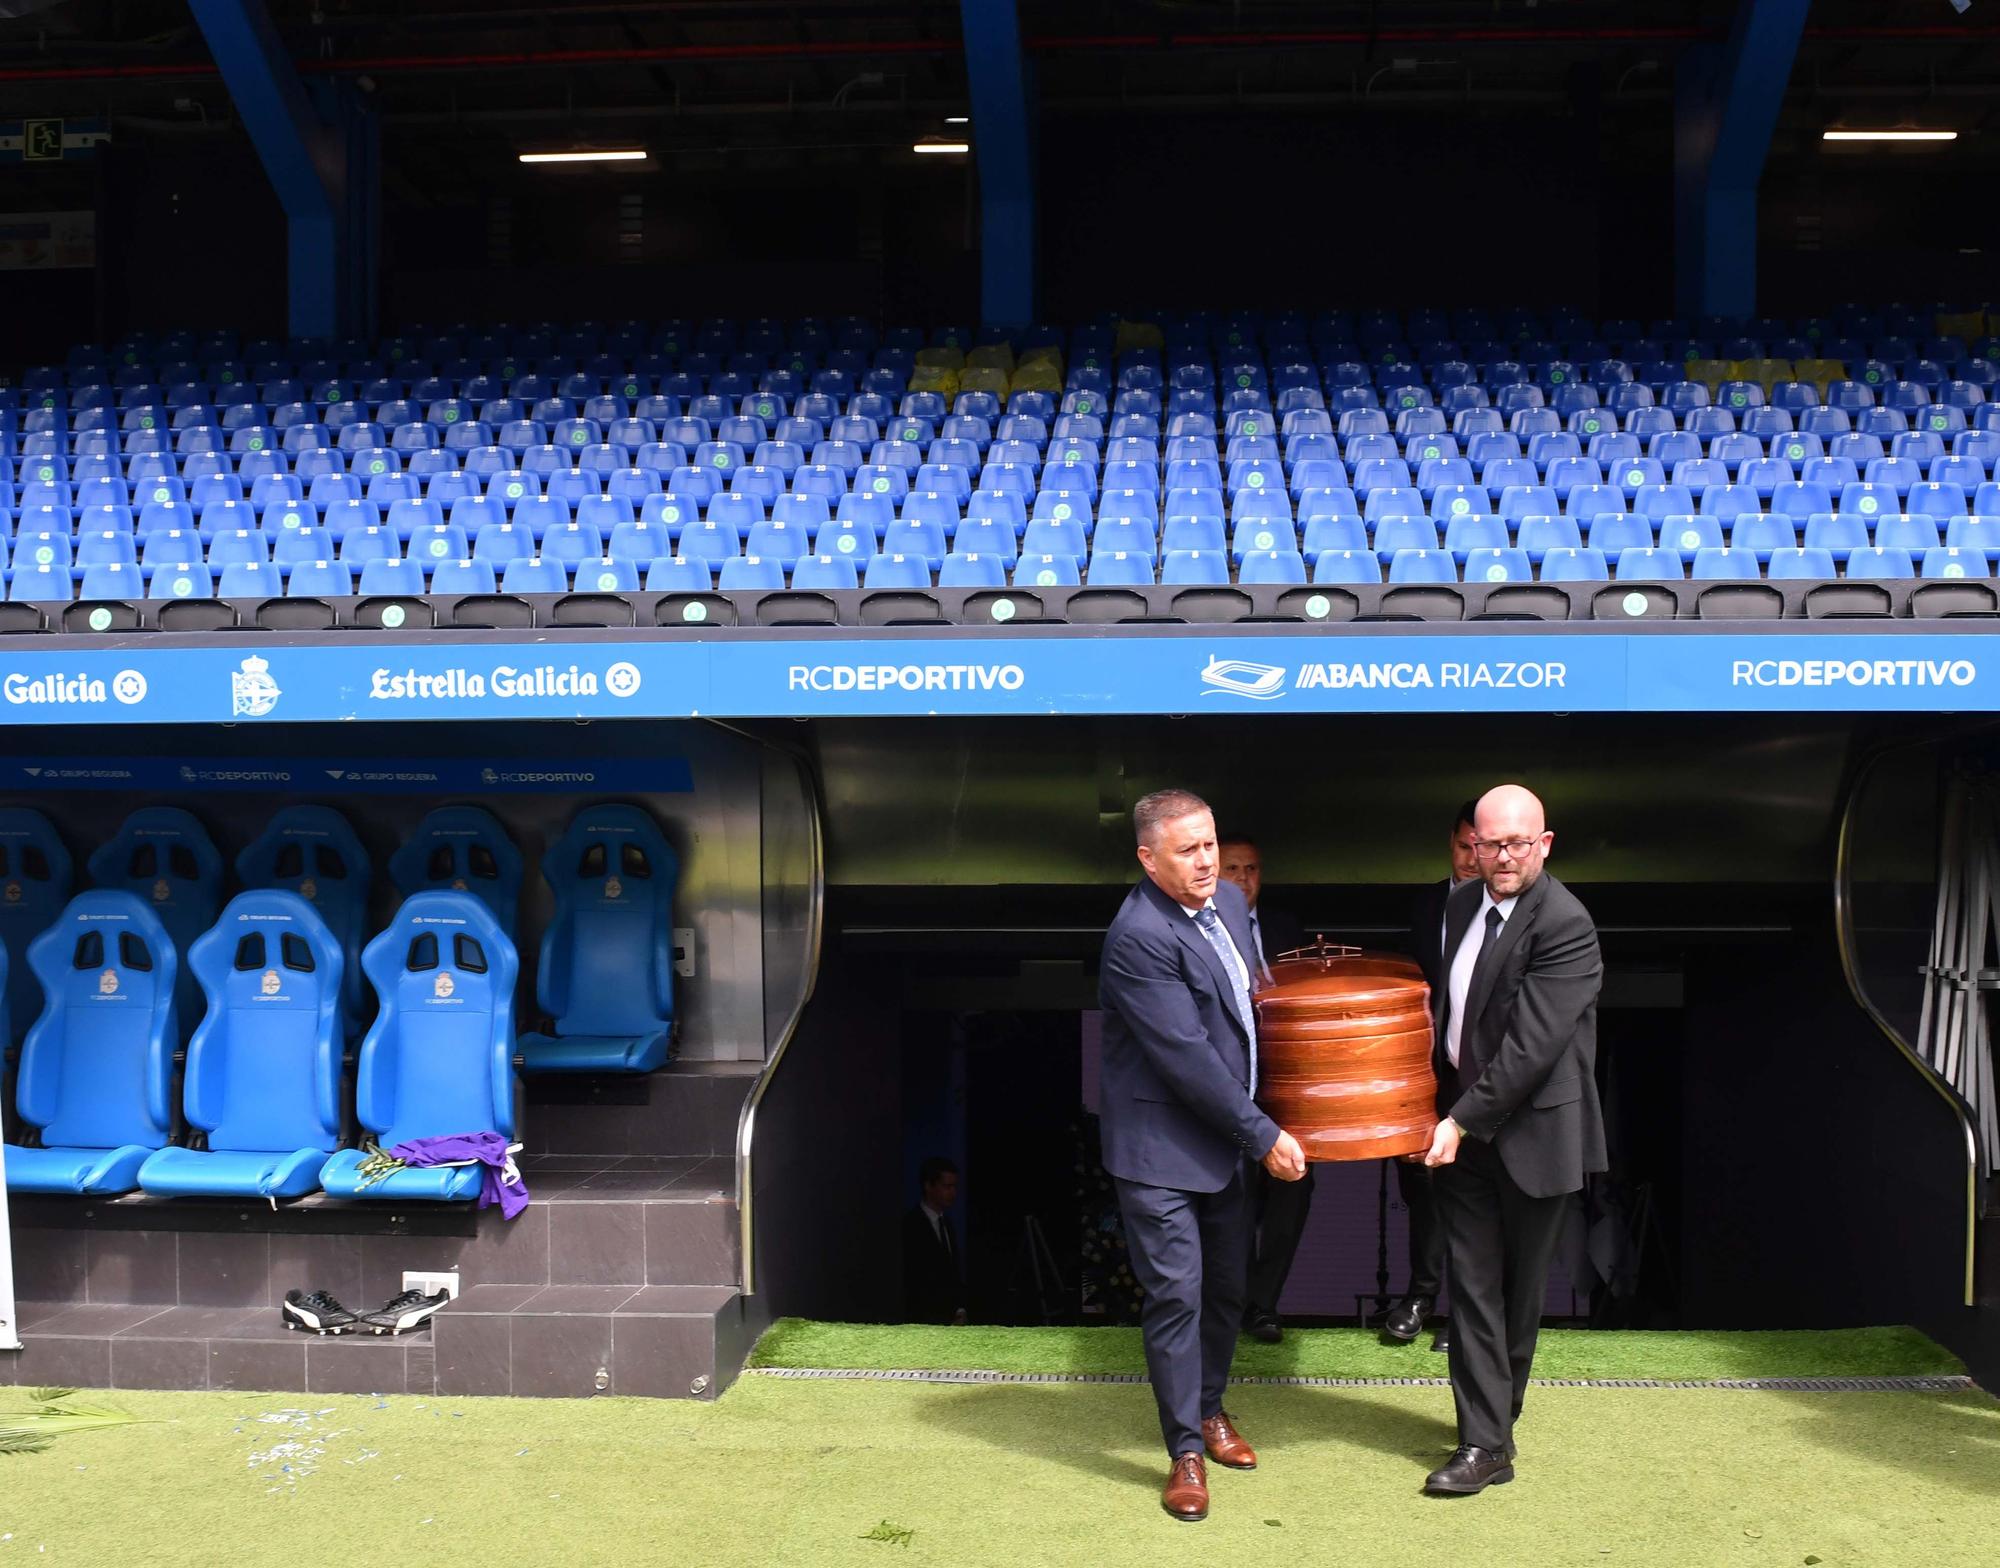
{"left": 1444, "top": 891, "right": 1518, "bottom": 1068}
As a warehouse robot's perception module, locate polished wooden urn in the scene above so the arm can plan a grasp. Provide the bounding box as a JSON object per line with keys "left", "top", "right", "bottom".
{"left": 1253, "top": 941, "right": 1437, "bottom": 1161}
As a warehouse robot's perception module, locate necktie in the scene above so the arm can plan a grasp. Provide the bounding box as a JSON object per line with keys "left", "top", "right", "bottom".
{"left": 1461, "top": 906, "right": 1504, "bottom": 1069}
{"left": 1195, "top": 905, "right": 1259, "bottom": 1094}
{"left": 1247, "top": 910, "right": 1273, "bottom": 986}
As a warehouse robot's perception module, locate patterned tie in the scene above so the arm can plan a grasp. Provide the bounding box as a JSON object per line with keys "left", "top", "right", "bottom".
{"left": 1195, "top": 904, "right": 1258, "bottom": 1094}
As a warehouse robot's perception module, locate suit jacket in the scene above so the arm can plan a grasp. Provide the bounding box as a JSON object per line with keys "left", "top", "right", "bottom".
{"left": 1433, "top": 871, "right": 1607, "bottom": 1199}
{"left": 901, "top": 1205, "right": 963, "bottom": 1324}
{"left": 1250, "top": 903, "right": 1303, "bottom": 969}
{"left": 1098, "top": 876, "right": 1280, "bottom": 1192}
{"left": 1409, "top": 877, "right": 1454, "bottom": 991}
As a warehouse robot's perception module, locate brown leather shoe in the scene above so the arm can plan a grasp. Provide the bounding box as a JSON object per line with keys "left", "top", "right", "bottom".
{"left": 1162, "top": 1453, "right": 1209, "bottom": 1521}
{"left": 1202, "top": 1410, "right": 1258, "bottom": 1470}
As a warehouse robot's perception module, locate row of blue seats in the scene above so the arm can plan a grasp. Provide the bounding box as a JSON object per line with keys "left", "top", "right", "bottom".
{"left": 2, "top": 542, "right": 1985, "bottom": 606}
{"left": 10, "top": 375, "right": 1992, "bottom": 446}
{"left": 17, "top": 500, "right": 2000, "bottom": 576}
{"left": 18, "top": 484, "right": 2000, "bottom": 572}
{"left": 3, "top": 887, "right": 518, "bottom": 1202}
{"left": 11, "top": 405, "right": 1996, "bottom": 492}
{"left": 0, "top": 802, "right": 677, "bottom": 1078}
{"left": 14, "top": 346, "right": 1997, "bottom": 405}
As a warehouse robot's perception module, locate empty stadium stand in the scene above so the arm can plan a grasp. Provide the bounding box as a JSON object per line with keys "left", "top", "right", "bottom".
{"left": 10, "top": 308, "right": 2000, "bottom": 630}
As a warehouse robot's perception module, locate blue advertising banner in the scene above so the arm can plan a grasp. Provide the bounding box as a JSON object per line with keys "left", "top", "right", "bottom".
{"left": 0, "top": 630, "right": 1994, "bottom": 724}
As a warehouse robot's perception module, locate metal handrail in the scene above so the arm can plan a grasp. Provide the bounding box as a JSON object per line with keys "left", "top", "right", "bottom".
{"left": 732, "top": 744, "right": 825, "bottom": 1298}
{"left": 1832, "top": 741, "right": 1982, "bottom": 1307}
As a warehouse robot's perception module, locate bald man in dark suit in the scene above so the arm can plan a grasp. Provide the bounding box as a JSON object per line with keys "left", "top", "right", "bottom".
{"left": 1421, "top": 784, "right": 1605, "bottom": 1496}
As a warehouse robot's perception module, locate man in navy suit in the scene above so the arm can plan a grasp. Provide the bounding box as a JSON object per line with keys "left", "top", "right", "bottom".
{"left": 1099, "top": 789, "right": 1307, "bottom": 1523}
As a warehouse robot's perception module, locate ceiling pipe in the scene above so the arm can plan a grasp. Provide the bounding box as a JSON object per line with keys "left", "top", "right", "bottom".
{"left": 6, "top": 21, "right": 2000, "bottom": 86}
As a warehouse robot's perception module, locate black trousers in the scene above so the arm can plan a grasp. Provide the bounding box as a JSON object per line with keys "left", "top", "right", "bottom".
{"left": 1245, "top": 1163, "right": 1315, "bottom": 1314}
{"left": 1114, "top": 1160, "right": 1252, "bottom": 1458}
{"left": 1395, "top": 1156, "right": 1446, "bottom": 1300}
{"left": 1433, "top": 1135, "right": 1569, "bottom": 1451}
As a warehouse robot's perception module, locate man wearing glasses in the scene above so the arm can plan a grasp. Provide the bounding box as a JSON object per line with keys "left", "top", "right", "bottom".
{"left": 1419, "top": 784, "right": 1604, "bottom": 1496}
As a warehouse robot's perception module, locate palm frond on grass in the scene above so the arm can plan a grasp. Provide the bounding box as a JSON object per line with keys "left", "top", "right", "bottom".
{"left": 0, "top": 1389, "right": 144, "bottom": 1455}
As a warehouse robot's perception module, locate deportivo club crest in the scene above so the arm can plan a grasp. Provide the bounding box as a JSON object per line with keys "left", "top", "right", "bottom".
{"left": 261, "top": 970, "right": 282, "bottom": 996}
{"left": 604, "top": 876, "right": 623, "bottom": 899}
{"left": 434, "top": 972, "right": 455, "bottom": 999}
{"left": 98, "top": 969, "right": 118, "bottom": 995}
{"left": 3, "top": 882, "right": 19, "bottom": 903}
{"left": 299, "top": 879, "right": 318, "bottom": 901}
{"left": 151, "top": 878, "right": 170, "bottom": 902}
{"left": 231, "top": 654, "right": 282, "bottom": 718}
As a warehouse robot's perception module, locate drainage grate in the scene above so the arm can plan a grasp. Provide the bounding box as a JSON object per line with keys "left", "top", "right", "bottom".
{"left": 750, "top": 1367, "right": 1975, "bottom": 1394}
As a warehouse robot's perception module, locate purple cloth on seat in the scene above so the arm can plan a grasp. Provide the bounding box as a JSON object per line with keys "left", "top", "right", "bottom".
{"left": 388, "top": 1132, "right": 530, "bottom": 1219}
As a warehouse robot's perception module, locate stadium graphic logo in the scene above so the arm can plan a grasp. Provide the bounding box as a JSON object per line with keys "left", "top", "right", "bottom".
{"left": 1200, "top": 655, "right": 1288, "bottom": 701}
{"left": 261, "top": 970, "right": 282, "bottom": 997}
{"left": 231, "top": 655, "right": 282, "bottom": 717}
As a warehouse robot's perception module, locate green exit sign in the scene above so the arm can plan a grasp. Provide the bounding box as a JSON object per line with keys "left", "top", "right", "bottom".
{"left": 22, "top": 119, "right": 62, "bottom": 161}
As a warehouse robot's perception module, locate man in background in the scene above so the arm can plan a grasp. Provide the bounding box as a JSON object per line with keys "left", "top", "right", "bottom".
{"left": 1220, "top": 833, "right": 1310, "bottom": 1345}
{"left": 1385, "top": 799, "right": 1481, "bottom": 1354}
{"left": 902, "top": 1156, "right": 967, "bottom": 1325}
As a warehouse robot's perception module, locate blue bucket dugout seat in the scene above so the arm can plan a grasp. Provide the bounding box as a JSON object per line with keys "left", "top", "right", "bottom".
{"left": 87, "top": 807, "right": 222, "bottom": 1031}
{"left": 517, "top": 805, "right": 680, "bottom": 1073}
{"left": 136, "top": 891, "right": 343, "bottom": 1200}
{"left": 319, "top": 891, "right": 519, "bottom": 1202}
{"left": 235, "top": 805, "right": 372, "bottom": 1030}
{"left": 4, "top": 891, "right": 177, "bottom": 1194}
{"left": 388, "top": 806, "right": 525, "bottom": 938}
{"left": 0, "top": 808, "right": 72, "bottom": 1061}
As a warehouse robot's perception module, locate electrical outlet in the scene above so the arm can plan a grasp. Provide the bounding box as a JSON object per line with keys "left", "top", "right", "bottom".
{"left": 401, "top": 1269, "right": 460, "bottom": 1300}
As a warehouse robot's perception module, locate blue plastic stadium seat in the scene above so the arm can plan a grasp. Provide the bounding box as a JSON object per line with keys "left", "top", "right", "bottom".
{"left": 1464, "top": 546, "right": 1533, "bottom": 584}
{"left": 135, "top": 891, "right": 344, "bottom": 1200}
{"left": 1386, "top": 548, "right": 1457, "bottom": 584}
{"left": 864, "top": 552, "right": 932, "bottom": 589}
{"left": 1614, "top": 546, "right": 1685, "bottom": 581}
{"left": 1766, "top": 547, "right": 1838, "bottom": 580}
{"left": 429, "top": 558, "right": 497, "bottom": 595}
{"left": 1922, "top": 547, "right": 1990, "bottom": 579}
{"left": 1690, "top": 547, "right": 1761, "bottom": 580}
{"left": 284, "top": 559, "right": 352, "bottom": 596}
{"left": 87, "top": 808, "right": 221, "bottom": 1029}
{"left": 3, "top": 891, "right": 176, "bottom": 1194}
{"left": 0, "top": 809, "right": 72, "bottom": 1057}
{"left": 1156, "top": 549, "right": 1226, "bottom": 585}
{"left": 235, "top": 806, "right": 372, "bottom": 1031}
{"left": 516, "top": 806, "right": 680, "bottom": 1073}
{"left": 319, "top": 892, "right": 519, "bottom": 1200}
{"left": 1845, "top": 546, "right": 1917, "bottom": 580}
{"left": 790, "top": 553, "right": 860, "bottom": 590}
{"left": 1085, "top": 550, "right": 1153, "bottom": 586}
{"left": 1539, "top": 546, "right": 1610, "bottom": 582}
{"left": 1313, "top": 550, "right": 1382, "bottom": 584}
{"left": 389, "top": 805, "right": 525, "bottom": 937}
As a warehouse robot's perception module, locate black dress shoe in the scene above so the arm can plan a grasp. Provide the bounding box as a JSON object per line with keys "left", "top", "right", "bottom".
{"left": 1243, "top": 1307, "right": 1282, "bottom": 1344}
{"left": 1381, "top": 1295, "right": 1431, "bottom": 1343}
{"left": 1424, "top": 1445, "right": 1515, "bottom": 1495}
{"left": 1430, "top": 1319, "right": 1451, "bottom": 1354}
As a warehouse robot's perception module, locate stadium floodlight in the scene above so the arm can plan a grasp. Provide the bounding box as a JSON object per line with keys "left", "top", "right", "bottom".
{"left": 945, "top": 115, "right": 970, "bottom": 124}
{"left": 518, "top": 149, "right": 649, "bottom": 163}
{"left": 913, "top": 138, "right": 970, "bottom": 154}
{"left": 1822, "top": 129, "right": 1958, "bottom": 142}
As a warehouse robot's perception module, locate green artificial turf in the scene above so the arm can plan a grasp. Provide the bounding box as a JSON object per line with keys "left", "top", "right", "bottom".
{"left": 747, "top": 1318, "right": 1966, "bottom": 1383}
{"left": 0, "top": 1375, "right": 1995, "bottom": 1567}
